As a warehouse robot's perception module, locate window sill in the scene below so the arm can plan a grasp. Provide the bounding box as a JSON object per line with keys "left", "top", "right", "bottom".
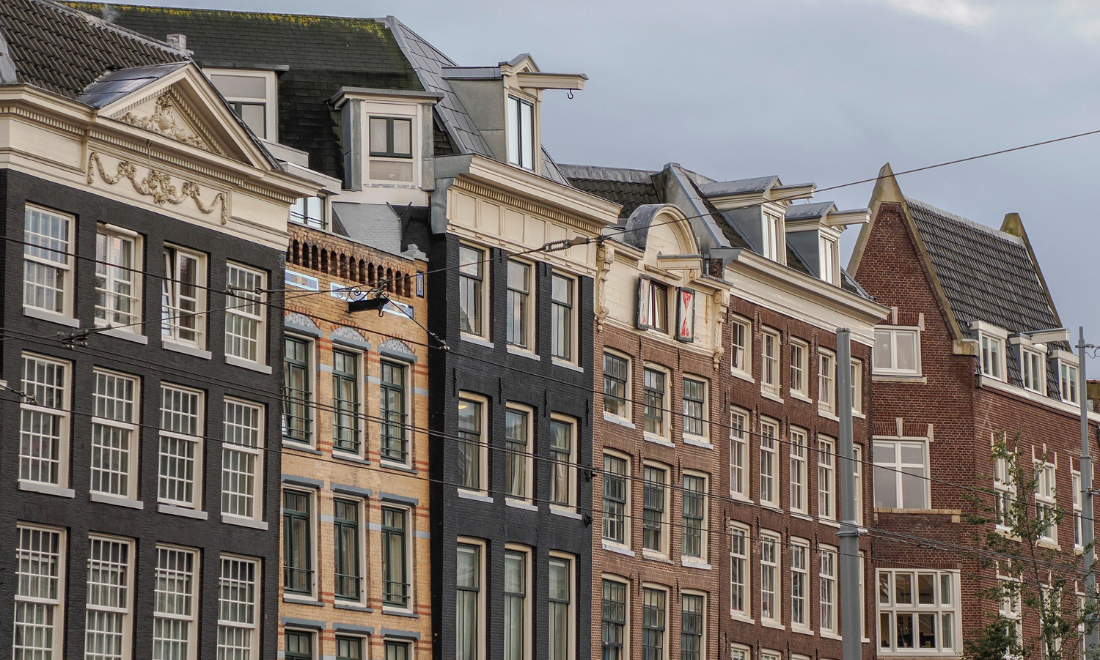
{"left": 681, "top": 557, "right": 712, "bottom": 570}
{"left": 793, "top": 627, "right": 814, "bottom": 636}
{"left": 729, "top": 493, "right": 754, "bottom": 504}
{"left": 550, "top": 506, "right": 582, "bottom": 520}
{"left": 90, "top": 492, "right": 143, "bottom": 509}
{"left": 222, "top": 514, "right": 269, "bottom": 531}
{"left": 820, "top": 632, "right": 842, "bottom": 641}
{"left": 759, "top": 503, "right": 782, "bottom": 513}
{"left": 382, "top": 607, "right": 420, "bottom": 619}
{"left": 1037, "top": 540, "right": 1061, "bottom": 551}
{"left": 460, "top": 333, "right": 494, "bottom": 349}
{"left": 162, "top": 341, "right": 212, "bottom": 360}
{"left": 729, "top": 613, "right": 754, "bottom": 624}
{"left": 819, "top": 409, "right": 839, "bottom": 422}
{"left": 641, "top": 548, "right": 672, "bottom": 564}
{"left": 379, "top": 461, "right": 417, "bottom": 474}
{"left": 334, "top": 602, "right": 374, "bottom": 613}
{"left": 853, "top": 410, "right": 866, "bottom": 419}
{"left": 643, "top": 432, "right": 675, "bottom": 448}
{"left": 19, "top": 481, "right": 74, "bottom": 498}
{"left": 761, "top": 389, "right": 784, "bottom": 404}
{"left": 683, "top": 435, "right": 713, "bottom": 450}
{"left": 791, "top": 512, "right": 812, "bottom": 521}
{"left": 97, "top": 326, "right": 148, "bottom": 344}
{"left": 457, "top": 489, "right": 493, "bottom": 503}
{"left": 819, "top": 519, "right": 840, "bottom": 528}
{"left": 762, "top": 620, "right": 786, "bottom": 631}
{"left": 602, "top": 541, "right": 635, "bottom": 557}
{"left": 506, "top": 345, "right": 540, "bottom": 361}
{"left": 24, "top": 306, "right": 79, "bottom": 327}
{"left": 283, "top": 440, "right": 322, "bottom": 455}
{"left": 506, "top": 498, "right": 537, "bottom": 512}
{"left": 790, "top": 391, "right": 813, "bottom": 404}
{"left": 552, "top": 358, "right": 584, "bottom": 373}
{"left": 283, "top": 595, "right": 324, "bottom": 607}
{"left": 157, "top": 504, "right": 208, "bottom": 520}
{"left": 225, "top": 355, "right": 272, "bottom": 374}
{"left": 731, "top": 369, "right": 754, "bottom": 384}
{"left": 602, "top": 411, "right": 635, "bottom": 429}
{"left": 333, "top": 452, "right": 371, "bottom": 465}
{"left": 872, "top": 374, "right": 927, "bottom": 384}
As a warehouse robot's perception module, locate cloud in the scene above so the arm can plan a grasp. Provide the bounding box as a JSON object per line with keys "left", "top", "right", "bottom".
{"left": 873, "top": 0, "right": 995, "bottom": 26}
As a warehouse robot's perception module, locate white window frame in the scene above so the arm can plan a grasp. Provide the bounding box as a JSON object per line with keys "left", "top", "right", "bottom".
{"left": 791, "top": 538, "right": 810, "bottom": 631}
{"left": 642, "top": 462, "right": 671, "bottom": 557}
{"left": 95, "top": 223, "right": 142, "bottom": 332}
{"left": 818, "top": 435, "right": 836, "bottom": 520}
{"left": 760, "top": 531, "right": 781, "bottom": 624}
{"left": 225, "top": 262, "right": 267, "bottom": 365}
{"left": 790, "top": 427, "right": 808, "bottom": 515}
{"left": 458, "top": 243, "right": 490, "bottom": 340}
{"left": 457, "top": 393, "right": 490, "bottom": 496}
{"left": 976, "top": 323, "right": 1008, "bottom": 381}
{"left": 507, "top": 94, "right": 537, "bottom": 172}
{"left": 506, "top": 258, "right": 535, "bottom": 352}
{"left": 855, "top": 444, "right": 865, "bottom": 526}
{"left": 790, "top": 339, "right": 809, "bottom": 398}
{"left": 820, "top": 545, "right": 838, "bottom": 635}
{"left": 505, "top": 403, "right": 535, "bottom": 505}
{"left": 1057, "top": 350, "right": 1080, "bottom": 405}
{"left": 222, "top": 398, "right": 265, "bottom": 522}
{"left": 602, "top": 451, "right": 631, "bottom": 547}
{"left": 762, "top": 649, "right": 781, "bottom": 660}
{"left": 873, "top": 326, "right": 922, "bottom": 376}
{"left": 158, "top": 383, "right": 205, "bottom": 510}
{"left": 873, "top": 438, "right": 930, "bottom": 510}
{"left": 730, "top": 644, "right": 751, "bottom": 660}
{"left": 730, "top": 408, "right": 750, "bottom": 501}
{"left": 602, "top": 350, "right": 632, "bottom": 422}
{"left": 367, "top": 112, "right": 417, "bottom": 184}
{"left": 876, "top": 569, "right": 960, "bottom": 655}
{"left": 851, "top": 359, "right": 863, "bottom": 414}
{"left": 162, "top": 245, "right": 208, "bottom": 350}
{"left": 999, "top": 577, "right": 1023, "bottom": 646}
{"left": 993, "top": 437, "right": 1016, "bottom": 532}
{"left": 729, "top": 523, "right": 751, "bottom": 619}
{"left": 548, "top": 551, "right": 576, "bottom": 660}
{"left": 762, "top": 213, "right": 782, "bottom": 262}
{"left": 730, "top": 316, "right": 752, "bottom": 378}
{"left": 19, "top": 352, "right": 71, "bottom": 489}
{"left": 86, "top": 534, "right": 135, "bottom": 660}
{"left": 1035, "top": 457, "right": 1057, "bottom": 544}
{"left": 13, "top": 524, "right": 66, "bottom": 660}
{"left": 759, "top": 418, "right": 779, "bottom": 508}
{"left": 290, "top": 195, "right": 326, "bottom": 230}
{"left": 1021, "top": 346, "right": 1047, "bottom": 394}
{"left": 819, "top": 349, "right": 836, "bottom": 414}
{"left": 1074, "top": 469, "right": 1083, "bottom": 552}
{"left": 820, "top": 235, "right": 839, "bottom": 285}
{"left": 153, "top": 544, "right": 200, "bottom": 660}
{"left": 91, "top": 368, "right": 141, "bottom": 501}
{"left": 217, "top": 555, "right": 260, "bottom": 660}
{"left": 551, "top": 271, "right": 578, "bottom": 364}
{"left": 681, "top": 472, "right": 709, "bottom": 563}
{"left": 549, "top": 415, "right": 578, "bottom": 512}
{"left": 456, "top": 537, "right": 486, "bottom": 660}
{"left": 23, "top": 204, "right": 74, "bottom": 318}
{"left": 206, "top": 68, "right": 278, "bottom": 141}
{"left": 761, "top": 327, "right": 781, "bottom": 396}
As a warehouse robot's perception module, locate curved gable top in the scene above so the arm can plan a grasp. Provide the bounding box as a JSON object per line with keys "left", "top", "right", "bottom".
{"left": 621, "top": 204, "right": 698, "bottom": 255}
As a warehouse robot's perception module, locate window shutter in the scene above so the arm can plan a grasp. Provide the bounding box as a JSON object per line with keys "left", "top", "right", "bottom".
{"left": 675, "top": 287, "right": 696, "bottom": 342}
{"left": 636, "top": 276, "right": 652, "bottom": 330}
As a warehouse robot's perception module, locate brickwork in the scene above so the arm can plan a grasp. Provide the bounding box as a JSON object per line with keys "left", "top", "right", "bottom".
{"left": 280, "top": 224, "right": 432, "bottom": 659}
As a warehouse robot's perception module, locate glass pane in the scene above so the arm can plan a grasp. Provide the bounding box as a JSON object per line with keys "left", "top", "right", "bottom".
{"left": 897, "top": 332, "right": 917, "bottom": 371}
{"left": 942, "top": 613, "right": 954, "bottom": 649}
{"left": 880, "top": 612, "right": 892, "bottom": 648}
{"left": 879, "top": 573, "right": 891, "bottom": 604}
{"left": 897, "top": 613, "right": 914, "bottom": 648}
{"left": 918, "top": 613, "right": 937, "bottom": 648}
{"left": 549, "top": 559, "right": 569, "bottom": 601}
{"left": 900, "top": 443, "right": 925, "bottom": 465}
{"left": 210, "top": 73, "right": 267, "bottom": 98}
{"left": 507, "top": 98, "right": 519, "bottom": 165}
{"left": 393, "top": 119, "right": 412, "bottom": 156}
{"left": 895, "top": 573, "right": 913, "bottom": 605}
{"left": 456, "top": 546, "right": 478, "bottom": 588}
{"left": 520, "top": 100, "right": 533, "bottom": 170}
{"left": 239, "top": 103, "right": 266, "bottom": 138}
{"left": 370, "top": 160, "right": 413, "bottom": 182}
{"left": 918, "top": 573, "right": 935, "bottom": 604}
{"left": 901, "top": 468, "right": 926, "bottom": 508}
{"left": 370, "top": 118, "right": 388, "bottom": 154}
{"left": 504, "top": 553, "right": 524, "bottom": 594}
{"left": 940, "top": 574, "right": 952, "bottom": 605}
{"left": 874, "top": 465, "right": 897, "bottom": 508}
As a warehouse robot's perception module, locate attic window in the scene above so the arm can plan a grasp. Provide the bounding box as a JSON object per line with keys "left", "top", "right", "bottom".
{"left": 207, "top": 70, "right": 276, "bottom": 140}
{"left": 507, "top": 96, "right": 535, "bottom": 171}
{"left": 820, "top": 236, "right": 838, "bottom": 285}
{"left": 369, "top": 117, "right": 414, "bottom": 182}
{"left": 762, "top": 213, "right": 781, "bottom": 262}
{"left": 1021, "top": 348, "right": 1045, "bottom": 394}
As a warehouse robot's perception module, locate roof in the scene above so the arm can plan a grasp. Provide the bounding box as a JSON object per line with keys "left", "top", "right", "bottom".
{"left": 904, "top": 196, "right": 1060, "bottom": 335}
{"left": 786, "top": 201, "right": 837, "bottom": 221}
{"left": 77, "top": 61, "right": 186, "bottom": 107}
{"left": 559, "top": 164, "right": 661, "bottom": 219}
{"left": 0, "top": 0, "right": 185, "bottom": 100}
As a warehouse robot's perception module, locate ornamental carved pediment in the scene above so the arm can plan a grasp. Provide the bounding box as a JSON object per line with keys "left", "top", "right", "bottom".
{"left": 110, "top": 90, "right": 225, "bottom": 156}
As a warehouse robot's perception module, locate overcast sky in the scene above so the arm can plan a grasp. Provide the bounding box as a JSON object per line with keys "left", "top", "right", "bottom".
{"left": 129, "top": 0, "right": 1100, "bottom": 357}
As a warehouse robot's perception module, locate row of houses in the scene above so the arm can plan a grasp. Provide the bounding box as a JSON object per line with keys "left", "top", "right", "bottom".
{"left": 0, "top": 2, "right": 1094, "bottom": 659}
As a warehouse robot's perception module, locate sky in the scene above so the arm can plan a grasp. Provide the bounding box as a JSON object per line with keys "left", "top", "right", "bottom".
{"left": 126, "top": 0, "right": 1100, "bottom": 360}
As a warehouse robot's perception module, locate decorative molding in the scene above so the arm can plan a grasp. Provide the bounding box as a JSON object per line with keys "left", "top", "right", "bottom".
{"left": 0, "top": 104, "right": 84, "bottom": 135}
{"left": 87, "top": 151, "right": 228, "bottom": 225}
{"left": 713, "top": 289, "right": 729, "bottom": 371}
{"left": 452, "top": 178, "right": 604, "bottom": 237}
{"left": 115, "top": 94, "right": 219, "bottom": 154}
{"left": 595, "top": 241, "right": 614, "bottom": 332}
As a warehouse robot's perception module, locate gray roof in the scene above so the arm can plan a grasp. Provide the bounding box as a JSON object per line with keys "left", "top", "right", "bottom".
{"left": 78, "top": 62, "right": 187, "bottom": 108}
{"left": 697, "top": 176, "right": 778, "bottom": 197}
{"left": 786, "top": 201, "right": 836, "bottom": 221}
{"left": 905, "top": 196, "right": 1060, "bottom": 335}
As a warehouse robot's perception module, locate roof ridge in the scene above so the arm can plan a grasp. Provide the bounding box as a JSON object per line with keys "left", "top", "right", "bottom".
{"left": 904, "top": 196, "right": 1023, "bottom": 245}
{"left": 557, "top": 163, "right": 659, "bottom": 184}
{"left": 47, "top": 1, "right": 188, "bottom": 57}
{"left": 67, "top": 2, "right": 385, "bottom": 23}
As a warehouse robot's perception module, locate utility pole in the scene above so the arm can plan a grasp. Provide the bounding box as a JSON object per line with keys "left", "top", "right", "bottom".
{"left": 837, "top": 328, "right": 861, "bottom": 660}
{"left": 1079, "top": 326, "right": 1097, "bottom": 657}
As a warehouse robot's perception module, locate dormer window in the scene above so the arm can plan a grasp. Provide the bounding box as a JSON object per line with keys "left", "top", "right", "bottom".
{"left": 207, "top": 69, "right": 277, "bottom": 140}
{"left": 819, "top": 236, "right": 839, "bottom": 285}
{"left": 981, "top": 335, "right": 1004, "bottom": 380}
{"left": 507, "top": 96, "right": 535, "bottom": 170}
{"left": 369, "top": 116, "right": 414, "bottom": 182}
{"left": 762, "top": 213, "right": 781, "bottom": 261}
{"left": 1021, "top": 348, "right": 1046, "bottom": 394}
{"left": 290, "top": 196, "right": 325, "bottom": 230}
{"left": 1054, "top": 350, "right": 1080, "bottom": 405}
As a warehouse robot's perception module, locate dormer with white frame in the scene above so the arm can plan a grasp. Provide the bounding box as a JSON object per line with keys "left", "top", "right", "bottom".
{"left": 205, "top": 68, "right": 280, "bottom": 141}
{"left": 784, "top": 202, "right": 869, "bottom": 286}
{"left": 972, "top": 321, "right": 1009, "bottom": 382}
{"left": 696, "top": 176, "right": 817, "bottom": 265}
{"left": 1052, "top": 348, "right": 1080, "bottom": 405}
{"left": 1009, "top": 333, "right": 1049, "bottom": 395}
{"left": 442, "top": 54, "right": 586, "bottom": 176}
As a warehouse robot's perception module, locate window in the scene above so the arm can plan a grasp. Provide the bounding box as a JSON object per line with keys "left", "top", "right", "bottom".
{"left": 283, "top": 336, "right": 312, "bottom": 443}
{"left": 507, "top": 95, "right": 535, "bottom": 170}
{"left": 730, "top": 409, "right": 749, "bottom": 499}
{"left": 384, "top": 641, "right": 410, "bottom": 660}
{"left": 1074, "top": 470, "right": 1083, "bottom": 550}
{"left": 1062, "top": 360, "right": 1080, "bottom": 405}
{"left": 332, "top": 350, "right": 361, "bottom": 454}
{"left": 877, "top": 569, "right": 958, "bottom": 654}
{"left": 602, "top": 579, "right": 627, "bottom": 660}
{"left": 87, "top": 536, "right": 134, "bottom": 660}
{"left": 762, "top": 329, "right": 780, "bottom": 395}
{"left": 993, "top": 443, "right": 1015, "bottom": 529}
{"left": 820, "top": 546, "right": 837, "bottom": 634}
{"left": 283, "top": 490, "right": 313, "bottom": 595}
{"left": 1036, "top": 459, "right": 1057, "bottom": 543}
{"left": 873, "top": 327, "right": 921, "bottom": 376}
{"left": 642, "top": 588, "right": 666, "bottom": 660}
{"left": 24, "top": 205, "right": 73, "bottom": 316}
{"left": 459, "top": 245, "right": 486, "bottom": 337}
{"left": 819, "top": 350, "right": 835, "bottom": 412}
{"left": 548, "top": 556, "right": 572, "bottom": 660}
{"left": 1022, "top": 348, "right": 1045, "bottom": 393}
{"left": 552, "top": 273, "right": 575, "bottom": 362}
{"left": 223, "top": 399, "right": 263, "bottom": 520}
{"left": 643, "top": 367, "right": 668, "bottom": 437}
{"left": 730, "top": 645, "right": 751, "bottom": 660}
{"left": 603, "top": 353, "right": 630, "bottom": 418}
{"left": 217, "top": 556, "right": 259, "bottom": 660}
{"left": 505, "top": 407, "right": 532, "bottom": 501}
{"left": 820, "top": 236, "right": 838, "bottom": 284}
{"left": 382, "top": 507, "right": 409, "bottom": 608}
{"left": 225, "top": 263, "right": 266, "bottom": 363}
{"left": 208, "top": 70, "right": 274, "bottom": 139}
{"left": 20, "top": 354, "right": 70, "bottom": 487}
{"left": 457, "top": 396, "right": 485, "bottom": 492}
{"left": 682, "top": 378, "right": 706, "bottom": 437}
{"left": 153, "top": 546, "right": 198, "bottom": 660}
{"left": 334, "top": 499, "right": 362, "bottom": 601}
{"left": 91, "top": 370, "right": 139, "bottom": 499}
{"left": 981, "top": 333, "right": 1005, "bottom": 380}
{"left": 285, "top": 631, "right": 313, "bottom": 660}
{"left": 14, "top": 525, "right": 65, "bottom": 660}
{"left": 730, "top": 525, "right": 749, "bottom": 617}
{"left": 791, "top": 541, "right": 809, "bottom": 629}
{"left": 873, "top": 440, "right": 928, "bottom": 509}
{"left": 550, "top": 417, "right": 576, "bottom": 508}
{"left": 159, "top": 384, "right": 203, "bottom": 509}
{"left": 760, "top": 419, "right": 778, "bottom": 508}
{"left": 682, "top": 594, "right": 704, "bottom": 660}
{"left": 762, "top": 213, "right": 781, "bottom": 261}
{"left": 456, "top": 543, "right": 483, "bottom": 660}
{"left": 855, "top": 444, "right": 865, "bottom": 526}
{"left": 162, "top": 246, "right": 207, "bottom": 348}
{"left": 507, "top": 260, "right": 533, "bottom": 350}
{"left": 506, "top": 550, "right": 528, "bottom": 660}
{"left": 290, "top": 196, "right": 325, "bottom": 230}
{"left": 381, "top": 362, "right": 409, "bottom": 464}
{"left": 790, "top": 340, "right": 808, "bottom": 396}
{"left": 731, "top": 318, "right": 750, "bottom": 375}
{"left": 851, "top": 360, "right": 863, "bottom": 413}
{"left": 642, "top": 281, "right": 670, "bottom": 333}
{"left": 790, "top": 428, "right": 807, "bottom": 514}
{"left": 95, "top": 225, "right": 141, "bottom": 329}
{"left": 682, "top": 475, "right": 706, "bottom": 559}
{"left": 760, "top": 533, "right": 780, "bottom": 623}
{"left": 643, "top": 465, "right": 669, "bottom": 554}
{"left": 819, "top": 436, "right": 836, "bottom": 520}
{"left": 603, "top": 454, "right": 629, "bottom": 544}
{"left": 999, "top": 578, "right": 1022, "bottom": 647}
{"left": 337, "top": 637, "right": 365, "bottom": 660}
{"left": 369, "top": 116, "right": 414, "bottom": 182}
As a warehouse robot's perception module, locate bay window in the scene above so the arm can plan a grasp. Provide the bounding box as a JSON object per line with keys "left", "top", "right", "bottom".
{"left": 877, "top": 569, "right": 959, "bottom": 654}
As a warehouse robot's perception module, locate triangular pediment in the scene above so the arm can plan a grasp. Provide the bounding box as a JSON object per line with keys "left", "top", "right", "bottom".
{"left": 95, "top": 64, "right": 271, "bottom": 170}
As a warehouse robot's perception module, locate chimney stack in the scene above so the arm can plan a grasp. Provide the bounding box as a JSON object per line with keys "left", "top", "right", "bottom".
{"left": 166, "top": 34, "right": 187, "bottom": 49}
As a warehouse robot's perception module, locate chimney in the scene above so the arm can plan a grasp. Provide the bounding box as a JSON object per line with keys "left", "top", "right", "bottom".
{"left": 166, "top": 34, "right": 187, "bottom": 49}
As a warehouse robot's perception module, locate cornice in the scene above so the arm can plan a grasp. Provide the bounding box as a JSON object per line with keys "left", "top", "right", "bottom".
{"left": 451, "top": 177, "right": 606, "bottom": 237}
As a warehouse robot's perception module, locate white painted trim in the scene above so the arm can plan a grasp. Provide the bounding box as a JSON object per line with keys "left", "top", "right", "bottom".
{"left": 23, "top": 306, "right": 79, "bottom": 327}
{"left": 162, "top": 341, "right": 212, "bottom": 360}
{"left": 979, "top": 374, "right": 1100, "bottom": 421}
{"left": 225, "top": 355, "right": 272, "bottom": 374}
